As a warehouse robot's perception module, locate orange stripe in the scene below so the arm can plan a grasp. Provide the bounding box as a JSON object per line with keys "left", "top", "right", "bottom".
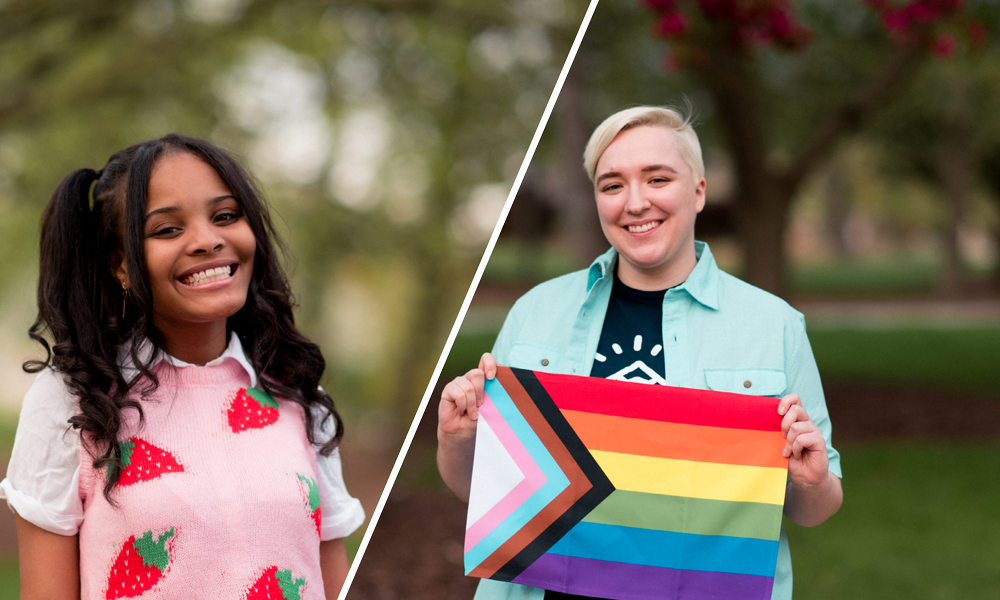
{"left": 562, "top": 410, "right": 788, "bottom": 469}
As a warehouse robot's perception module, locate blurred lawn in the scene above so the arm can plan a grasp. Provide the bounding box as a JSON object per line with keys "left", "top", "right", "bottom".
{"left": 786, "top": 442, "right": 1000, "bottom": 600}
{"left": 808, "top": 328, "right": 1000, "bottom": 397}
{"left": 0, "top": 556, "right": 15, "bottom": 600}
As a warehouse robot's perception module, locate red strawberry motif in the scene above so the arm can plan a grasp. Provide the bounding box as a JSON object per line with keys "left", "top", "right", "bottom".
{"left": 115, "top": 438, "right": 184, "bottom": 486}
{"left": 244, "top": 566, "right": 306, "bottom": 600}
{"left": 297, "top": 473, "right": 322, "bottom": 537}
{"left": 227, "top": 387, "right": 280, "bottom": 432}
{"left": 105, "top": 528, "right": 175, "bottom": 599}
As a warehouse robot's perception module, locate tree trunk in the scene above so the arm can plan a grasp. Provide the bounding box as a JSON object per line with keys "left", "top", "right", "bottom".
{"left": 738, "top": 180, "right": 794, "bottom": 297}
{"left": 552, "top": 67, "right": 607, "bottom": 263}
{"left": 824, "top": 167, "right": 851, "bottom": 257}
{"left": 936, "top": 140, "right": 971, "bottom": 298}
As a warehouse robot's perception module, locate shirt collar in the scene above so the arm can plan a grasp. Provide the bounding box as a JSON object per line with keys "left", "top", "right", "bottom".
{"left": 587, "top": 241, "right": 720, "bottom": 310}
{"left": 677, "top": 241, "right": 720, "bottom": 310}
{"left": 587, "top": 247, "right": 619, "bottom": 291}
{"left": 119, "top": 331, "right": 258, "bottom": 387}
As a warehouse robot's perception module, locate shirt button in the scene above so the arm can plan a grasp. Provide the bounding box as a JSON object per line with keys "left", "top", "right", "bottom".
{"left": 541, "top": 359, "right": 549, "bottom": 366}
{"left": 744, "top": 380, "right": 752, "bottom": 388}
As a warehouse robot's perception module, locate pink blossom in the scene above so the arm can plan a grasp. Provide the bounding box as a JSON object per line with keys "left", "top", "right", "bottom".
{"left": 906, "top": 3, "right": 939, "bottom": 22}
{"left": 769, "top": 8, "right": 793, "bottom": 38}
{"left": 657, "top": 11, "right": 689, "bottom": 36}
{"left": 967, "top": 20, "right": 988, "bottom": 48}
{"left": 882, "top": 9, "right": 911, "bottom": 32}
{"left": 932, "top": 34, "right": 957, "bottom": 58}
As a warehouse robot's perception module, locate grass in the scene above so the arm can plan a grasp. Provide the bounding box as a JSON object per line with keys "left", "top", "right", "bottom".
{"left": 0, "top": 556, "right": 15, "bottom": 600}
{"left": 787, "top": 442, "right": 1000, "bottom": 600}
{"left": 809, "top": 328, "right": 1000, "bottom": 398}
{"left": 788, "top": 258, "right": 946, "bottom": 298}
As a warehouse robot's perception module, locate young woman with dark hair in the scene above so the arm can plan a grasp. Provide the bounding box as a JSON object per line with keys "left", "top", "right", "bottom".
{"left": 1, "top": 134, "right": 364, "bottom": 599}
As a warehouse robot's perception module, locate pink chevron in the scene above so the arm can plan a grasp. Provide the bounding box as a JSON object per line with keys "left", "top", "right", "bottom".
{"left": 464, "top": 393, "right": 548, "bottom": 552}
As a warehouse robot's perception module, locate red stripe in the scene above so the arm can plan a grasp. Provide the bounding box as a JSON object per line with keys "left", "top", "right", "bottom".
{"left": 534, "top": 371, "right": 782, "bottom": 432}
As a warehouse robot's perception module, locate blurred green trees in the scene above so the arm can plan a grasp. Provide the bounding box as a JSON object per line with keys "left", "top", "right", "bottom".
{"left": 0, "top": 0, "right": 587, "bottom": 440}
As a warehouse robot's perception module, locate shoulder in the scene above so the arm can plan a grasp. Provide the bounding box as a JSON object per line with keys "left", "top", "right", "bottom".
{"left": 506, "top": 267, "right": 592, "bottom": 319}
{"left": 715, "top": 271, "right": 805, "bottom": 329}
{"left": 21, "top": 368, "right": 78, "bottom": 421}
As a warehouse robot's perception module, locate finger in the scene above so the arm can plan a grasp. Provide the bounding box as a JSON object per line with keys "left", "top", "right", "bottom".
{"left": 782, "top": 427, "right": 797, "bottom": 458}
{"left": 781, "top": 405, "right": 806, "bottom": 436}
{"left": 782, "top": 421, "right": 807, "bottom": 457}
{"left": 465, "top": 368, "right": 486, "bottom": 407}
{"left": 777, "top": 393, "right": 801, "bottom": 416}
{"left": 449, "top": 376, "right": 478, "bottom": 420}
{"left": 462, "top": 377, "right": 482, "bottom": 421}
{"left": 793, "top": 428, "right": 825, "bottom": 455}
{"left": 479, "top": 353, "right": 497, "bottom": 380}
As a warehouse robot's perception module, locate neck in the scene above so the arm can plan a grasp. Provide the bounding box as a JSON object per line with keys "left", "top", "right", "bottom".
{"left": 155, "top": 318, "right": 229, "bottom": 366}
{"left": 616, "top": 246, "right": 698, "bottom": 291}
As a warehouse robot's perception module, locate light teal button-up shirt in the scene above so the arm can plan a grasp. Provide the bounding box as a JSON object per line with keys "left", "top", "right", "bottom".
{"left": 476, "top": 241, "right": 841, "bottom": 600}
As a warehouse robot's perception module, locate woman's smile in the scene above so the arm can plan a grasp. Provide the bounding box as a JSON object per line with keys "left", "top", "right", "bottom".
{"left": 177, "top": 262, "right": 238, "bottom": 287}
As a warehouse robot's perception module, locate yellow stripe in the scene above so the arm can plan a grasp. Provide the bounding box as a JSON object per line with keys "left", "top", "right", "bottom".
{"left": 590, "top": 450, "right": 788, "bottom": 506}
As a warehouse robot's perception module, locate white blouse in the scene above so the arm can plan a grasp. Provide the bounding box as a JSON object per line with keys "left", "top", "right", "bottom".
{"left": 0, "top": 333, "right": 365, "bottom": 541}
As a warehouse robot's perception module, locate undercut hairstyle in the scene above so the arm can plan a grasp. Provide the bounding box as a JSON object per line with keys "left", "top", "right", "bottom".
{"left": 25, "top": 134, "right": 343, "bottom": 501}
{"left": 583, "top": 105, "right": 704, "bottom": 185}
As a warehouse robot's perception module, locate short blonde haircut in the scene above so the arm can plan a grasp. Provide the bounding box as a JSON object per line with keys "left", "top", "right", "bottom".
{"left": 583, "top": 105, "right": 704, "bottom": 184}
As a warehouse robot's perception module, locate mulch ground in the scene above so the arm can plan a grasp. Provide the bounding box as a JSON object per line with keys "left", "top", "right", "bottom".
{"left": 345, "top": 382, "right": 1000, "bottom": 600}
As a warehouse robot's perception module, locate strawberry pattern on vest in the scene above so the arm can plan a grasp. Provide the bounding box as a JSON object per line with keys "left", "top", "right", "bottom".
{"left": 245, "top": 566, "right": 306, "bottom": 600}
{"left": 296, "top": 473, "right": 322, "bottom": 537}
{"left": 227, "top": 387, "right": 281, "bottom": 432}
{"left": 79, "top": 360, "right": 329, "bottom": 599}
{"left": 105, "top": 528, "right": 175, "bottom": 599}
{"left": 115, "top": 438, "right": 184, "bottom": 486}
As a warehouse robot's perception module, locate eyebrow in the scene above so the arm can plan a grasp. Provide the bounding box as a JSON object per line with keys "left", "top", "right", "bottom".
{"left": 595, "top": 164, "right": 679, "bottom": 185}
{"left": 144, "top": 195, "right": 238, "bottom": 222}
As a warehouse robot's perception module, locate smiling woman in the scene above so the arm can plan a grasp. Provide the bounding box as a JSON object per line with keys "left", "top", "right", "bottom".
{"left": 0, "top": 135, "right": 364, "bottom": 599}
{"left": 438, "top": 106, "right": 842, "bottom": 600}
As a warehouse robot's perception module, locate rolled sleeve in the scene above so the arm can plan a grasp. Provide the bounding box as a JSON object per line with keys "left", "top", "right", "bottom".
{"left": 0, "top": 369, "right": 83, "bottom": 535}
{"left": 316, "top": 446, "right": 365, "bottom": 540}
{"left": 785, "top": 314, "right": 842, "bottom": 479}
{"left": 310, "top": 403, "right": 365, "bottom": 540}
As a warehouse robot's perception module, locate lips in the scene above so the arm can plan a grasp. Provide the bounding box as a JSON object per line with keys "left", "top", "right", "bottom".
{"left": 179, "top": 265, "right": 235, "bottom": 286}
{"left": 626, "top": 220, "right": 661, "bottom": 233}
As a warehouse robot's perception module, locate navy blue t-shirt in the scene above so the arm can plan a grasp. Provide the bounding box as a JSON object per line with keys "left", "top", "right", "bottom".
{"left": 589, "top": 271, "right": 668, "bottom": 383}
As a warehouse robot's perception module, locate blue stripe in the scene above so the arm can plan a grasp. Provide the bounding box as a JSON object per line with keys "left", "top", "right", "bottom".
{"left": 547, "top": 521, "right": 780, "bottom": 577}
{"left": 465, "top": 378, "right": 570, "bottom": 570}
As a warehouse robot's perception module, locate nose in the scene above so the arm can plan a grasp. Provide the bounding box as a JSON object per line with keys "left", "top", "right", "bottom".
{"left": 188, "top": 222, "right": 225, "bottom": 255}
{"left": 624, "top": 183, "right": 650, "bottom": 214}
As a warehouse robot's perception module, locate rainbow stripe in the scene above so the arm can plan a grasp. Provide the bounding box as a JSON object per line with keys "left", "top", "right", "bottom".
{"left": 465, "top": 367, "right": 788, "bottom": 600}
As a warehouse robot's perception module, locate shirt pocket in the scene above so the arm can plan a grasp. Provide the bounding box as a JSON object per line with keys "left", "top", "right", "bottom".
{"left": 506, "top": 343, "right": 563, "bottom": 373}
{"left": 704, "top": 368, "right": 787, "bottom": 397}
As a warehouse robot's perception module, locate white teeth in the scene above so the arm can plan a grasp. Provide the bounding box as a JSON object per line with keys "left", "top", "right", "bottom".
{"left": 181, "top": 266, "right": 232, "bottom": 285}
{"left": 627, "top": 221, "right": 661, "bottom": 233}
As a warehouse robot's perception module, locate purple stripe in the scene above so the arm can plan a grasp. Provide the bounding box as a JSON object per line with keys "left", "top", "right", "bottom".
{"left": 512, "top": 553, "right": 774, "bottom": 600}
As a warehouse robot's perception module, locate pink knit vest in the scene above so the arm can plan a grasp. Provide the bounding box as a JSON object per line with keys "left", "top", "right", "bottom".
{"left": 78, "top": 359, "right": 324, "bottom": 599}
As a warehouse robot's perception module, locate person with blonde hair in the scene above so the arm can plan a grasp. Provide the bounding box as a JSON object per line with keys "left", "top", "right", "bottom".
{"left": 439, "top": 105, "right": 842, "bottom": 600}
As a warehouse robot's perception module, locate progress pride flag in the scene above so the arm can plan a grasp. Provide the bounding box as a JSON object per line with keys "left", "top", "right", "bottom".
{"left": 464, "top": 367, "right": 788, "bottom": 600}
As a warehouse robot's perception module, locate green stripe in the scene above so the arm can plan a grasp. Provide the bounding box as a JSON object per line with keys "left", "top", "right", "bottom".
{"left": 582, "top": 490, "right": 783, "bottom": 541}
